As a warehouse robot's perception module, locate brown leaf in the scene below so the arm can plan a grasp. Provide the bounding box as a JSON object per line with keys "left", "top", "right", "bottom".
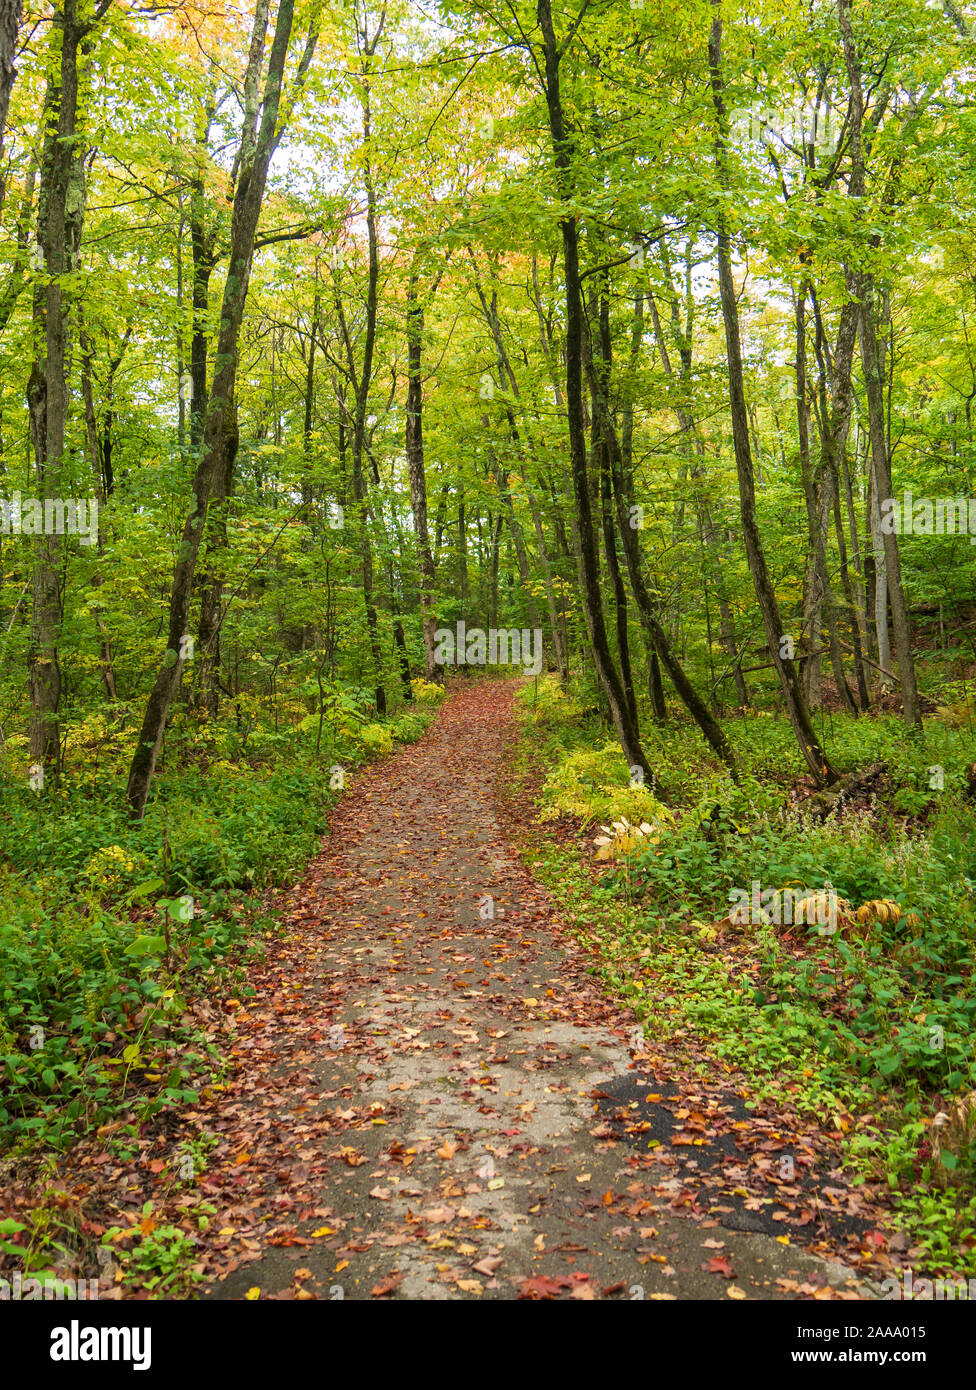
{"left": 370, "top": 1272, "right": 404, "bottom": 1298}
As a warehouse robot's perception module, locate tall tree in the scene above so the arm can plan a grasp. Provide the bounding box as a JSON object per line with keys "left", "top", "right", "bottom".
{"left": 27, "top": 0, "right": 110, "bottom": 778}
{"left": 126, "top": 0, "right": 319, "bottom": 816}
{"left": 708, "top": 0, "right": 838, "bottom": 787}
{"left": 536, "top": 0, "right": 651, "bottom": 785}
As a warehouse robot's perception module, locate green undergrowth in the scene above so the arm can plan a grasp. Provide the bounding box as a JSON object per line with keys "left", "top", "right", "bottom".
{"left": 514, "top": 674, "right": 976, "bottom": 1277}
{"left": 0, "top": 684, "right": 438, "bottom": 1155}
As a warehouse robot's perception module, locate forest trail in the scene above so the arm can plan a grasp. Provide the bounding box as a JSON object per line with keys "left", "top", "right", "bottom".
{"left": 195, "top": 681, "right": 873, "bottom": 1300}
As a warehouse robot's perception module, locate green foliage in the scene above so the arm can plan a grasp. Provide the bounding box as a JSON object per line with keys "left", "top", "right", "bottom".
{"left": 103, "top": 1200, "right": 213, "bottom": 1298}
{"left": 0, "top": 700, "right": 432, "bottom": 1153}
{"left": 521, "top": 693, "right": 976, "bottom": 1274}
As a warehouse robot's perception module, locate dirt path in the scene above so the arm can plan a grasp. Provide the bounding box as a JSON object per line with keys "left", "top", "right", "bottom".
{"left": 190, "top": 681, "right": 871, "bottom": 1300}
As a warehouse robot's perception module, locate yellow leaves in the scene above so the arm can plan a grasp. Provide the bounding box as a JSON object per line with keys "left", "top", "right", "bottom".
{"left": 311, "top": 1226, "right": 334, "bottom": 1237}
{"left": 244, "top": 1287, "right": 261, "bottom": 1301}
{"left": 726, "top": 1285, "right": 747, "bottom": 1299}
{"left": 593, "top": 816, "right": 667, "bottom": 863}
{"left": 855, "top": 898, "right": 902, "bottom": 928}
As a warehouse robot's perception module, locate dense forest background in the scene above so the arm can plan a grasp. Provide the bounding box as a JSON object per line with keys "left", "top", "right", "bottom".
{"left": 2, "top": 0, "right": 976, "bottom": 1293}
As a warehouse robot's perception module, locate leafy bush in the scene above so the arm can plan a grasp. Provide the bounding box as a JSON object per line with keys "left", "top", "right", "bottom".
{"left": 410, "top": 677, "right": 446, "bottom": 704}
{"left": 0, "top": 689, "right": 433, "bottom": 1153}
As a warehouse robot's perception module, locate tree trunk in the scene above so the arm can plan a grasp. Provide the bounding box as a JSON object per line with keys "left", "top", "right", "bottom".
{"left": 468, "top": 256, "right": 566, "bottom": 675}
{"left": 709, "top": 1, "right": 837, "bottom": 785}
{"left": 405, "top": 268, "right": 440, "bottom": 680}
{"left": 837, "top": 0, "right": 920, "bottom": 729}
{"left": 857, "top": 278, "right": 920, "bottom": 727}
{"left": 537, "top": 0, "right": 651, "bottom": 783}
{"left": 0, "top": 0, "right": 22, "bottom": 219}
{"left": 27, "top": 0, "right": 93, "bottom": 778}
{"left": 126, "top": 0, "right": 315, "bottom": 815}
{"left": 196, "top": 403, "right": 238, "bottom": 716}
{"left": 351, "top": 48, "right": 386, "bottom": 714}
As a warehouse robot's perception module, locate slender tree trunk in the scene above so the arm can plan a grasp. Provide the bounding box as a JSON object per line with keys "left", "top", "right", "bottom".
{"left": 528, "top": 489, "right": 567, "bottom": 677}
{"left": 837, "top": 0, "right": 920, "bottom": 729}
{"left": 867, "top": 450, "right": 893, "bottom": 688}
{"left": 709, "top": 0, "right": 837, "bottom": 785}
{"left": 596, "top": 427, "right": 637, "bottom": 730}
{"left": 458, "top": 489, "right": 468, "bottom": 608}
{"left": 27, "top": 0, "right": 94, "bottom": 778}
{"left": 300, "top": 280, "right": 318, "bottom": 518}
{"left": 837, "top": 439, "right": 871, "bottom": 707}
{"left": 603, "top": 381, "right": 738, "bottom": 773}
{"left": 351, "top": 53, "right": 386, "bottom": 714}
{"left": 857, "top": 279, "right": 920, "bottom": 727}
{"left": 196, "top": 404, "right": 238, "bottom": 716}
{"left": 647, "top": 287, "right": 746, "bottom": 709}
{"left": 405, "top": 268, "right": 440, "bottom": 680}
{"left": 0, "top": 0, "right": 23, "bottom": 220}
{"left": 126, "top": 0, "right": 315, "bottom": 815}
{"left": 469, "top": 257, "right": 566, "bottom": 673}
{"left": 79, "top": 313, "right": 119, "bottom": 701}
{"left": 537, "top": 0, "right": 651, "bottom": 783}
{"left": 393, "top": 618, "right": 412, "bottom": 699}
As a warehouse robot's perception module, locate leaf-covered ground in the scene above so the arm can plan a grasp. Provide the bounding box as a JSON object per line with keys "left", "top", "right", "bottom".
{"left": 15, "top": 682, "right": 911, "bottom": 1300}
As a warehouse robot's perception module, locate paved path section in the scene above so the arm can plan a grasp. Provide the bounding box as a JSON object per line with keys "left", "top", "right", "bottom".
{"left": 197, "top": 681, "right": 870, "bottom": 1300}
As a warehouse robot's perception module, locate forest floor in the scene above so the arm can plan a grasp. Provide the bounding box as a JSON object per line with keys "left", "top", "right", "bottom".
{"left": 46, "top": 680, "right": 903, "bottom": 1300}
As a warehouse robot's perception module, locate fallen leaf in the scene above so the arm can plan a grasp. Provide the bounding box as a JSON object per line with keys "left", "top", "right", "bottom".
{"left": 371, "top": 1272, "right": 404, "bottom": 1298}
